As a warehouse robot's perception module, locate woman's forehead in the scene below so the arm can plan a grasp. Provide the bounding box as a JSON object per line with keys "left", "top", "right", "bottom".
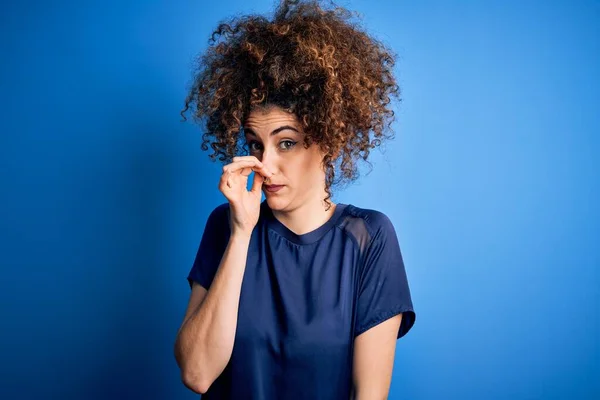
{"left": 244, "top": 107, "right": 301, "bottom": 131}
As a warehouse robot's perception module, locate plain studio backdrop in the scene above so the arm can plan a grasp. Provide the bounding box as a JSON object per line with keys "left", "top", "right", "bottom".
{"left": 1, "top": 0, "right": 598, "bottom": 399}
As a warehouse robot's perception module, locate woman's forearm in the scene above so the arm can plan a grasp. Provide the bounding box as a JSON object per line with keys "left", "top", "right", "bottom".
{"left": 175, "top": 233, "right": 251, "bottom": 393}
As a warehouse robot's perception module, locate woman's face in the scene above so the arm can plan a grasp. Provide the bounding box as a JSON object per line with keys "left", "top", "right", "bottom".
{"left": 243, "top": 105, "right": 327, "bottom": 211}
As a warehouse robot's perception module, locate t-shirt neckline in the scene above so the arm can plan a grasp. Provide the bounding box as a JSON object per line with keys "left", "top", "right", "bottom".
{"left": 262, "top": 200, "right": 349, "bottom": 245}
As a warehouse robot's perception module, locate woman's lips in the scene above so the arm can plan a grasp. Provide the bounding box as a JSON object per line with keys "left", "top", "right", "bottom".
{"left": 264, "top": 184, "right": 284, "bottom": 193}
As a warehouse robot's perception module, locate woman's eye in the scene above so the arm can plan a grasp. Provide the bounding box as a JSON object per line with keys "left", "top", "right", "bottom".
{"left": 247, "top": 140, "right": 296, "bottom": 152}
{"left": 280, "top": 140, "right": 297, "bottom": 150}
{"left": 248, "top": 141, "right": 261, "bottom": 152}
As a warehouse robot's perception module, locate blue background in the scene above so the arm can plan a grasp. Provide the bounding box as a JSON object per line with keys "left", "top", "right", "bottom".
{"left": 1, "top": 0, "right": 598, "bottom": 399}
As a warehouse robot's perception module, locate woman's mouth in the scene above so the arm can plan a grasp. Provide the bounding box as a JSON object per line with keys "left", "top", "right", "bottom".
{"left": 264, "top": 184, "right": 284, "bottom": 193}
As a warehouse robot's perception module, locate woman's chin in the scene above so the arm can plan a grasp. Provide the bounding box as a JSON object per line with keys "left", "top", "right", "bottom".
{"left": 265, "top": 195, "right": 286, "bottom": 209}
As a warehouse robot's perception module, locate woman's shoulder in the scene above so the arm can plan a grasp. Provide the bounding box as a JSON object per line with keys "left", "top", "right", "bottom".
{"left": 342, "top": 203, "right": 398, "bottom": 243}
{"left": 206, "top": 201, "right": 230, "bottom": 220}
{"left": 344, "top": 203, "right": 394, "bottom": 229}
{"left": 203, "top": 202, "right": 231, "bottom": 233}
{"left": 212, "top": 201, "right": 230, "bottom": 213}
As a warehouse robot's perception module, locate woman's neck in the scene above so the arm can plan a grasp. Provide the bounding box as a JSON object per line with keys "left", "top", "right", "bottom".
{"left": 271, "top": 199, "right": 337, "bottom": 236}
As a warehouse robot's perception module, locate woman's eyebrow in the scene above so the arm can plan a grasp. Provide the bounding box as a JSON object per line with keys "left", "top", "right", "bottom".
{"left": 244, "top": 125, "right": 299, "bottom": 137}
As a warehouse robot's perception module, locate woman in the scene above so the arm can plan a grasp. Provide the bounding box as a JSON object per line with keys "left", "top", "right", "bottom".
{"left": 174, "top": 1, "right": 416, "bottom": 398}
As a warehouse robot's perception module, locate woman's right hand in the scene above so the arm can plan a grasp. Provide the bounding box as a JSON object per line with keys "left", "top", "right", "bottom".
{"left": 218, "top": 156, "right": 274, "bottom": 237}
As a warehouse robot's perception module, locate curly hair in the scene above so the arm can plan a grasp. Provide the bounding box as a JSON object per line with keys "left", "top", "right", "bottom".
{"left": 181, "top": 0, "right": 400, "bottom": 210}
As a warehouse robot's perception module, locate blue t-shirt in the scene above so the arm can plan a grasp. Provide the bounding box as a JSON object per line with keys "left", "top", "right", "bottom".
{"left": 187, "top": 200, "right": 416, "bottom": 399}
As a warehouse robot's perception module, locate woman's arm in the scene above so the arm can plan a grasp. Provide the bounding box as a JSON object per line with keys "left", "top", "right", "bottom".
{"left": 351, "top": 314, "right": 403, "bottom": 400}
{"left": 174, "top": 233, "right": 251, "bottom": 394}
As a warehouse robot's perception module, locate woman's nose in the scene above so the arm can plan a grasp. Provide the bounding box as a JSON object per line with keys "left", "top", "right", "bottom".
{"left": 259, "top": 149, "right": 278, "bottom": 175}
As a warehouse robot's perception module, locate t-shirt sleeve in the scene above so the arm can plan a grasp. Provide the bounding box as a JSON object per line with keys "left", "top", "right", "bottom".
{"left": 186, "top": 202, "right": 231, "bottom": 290}
{"left": 354, "top": 211, "right": 416, "bottom": 339}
